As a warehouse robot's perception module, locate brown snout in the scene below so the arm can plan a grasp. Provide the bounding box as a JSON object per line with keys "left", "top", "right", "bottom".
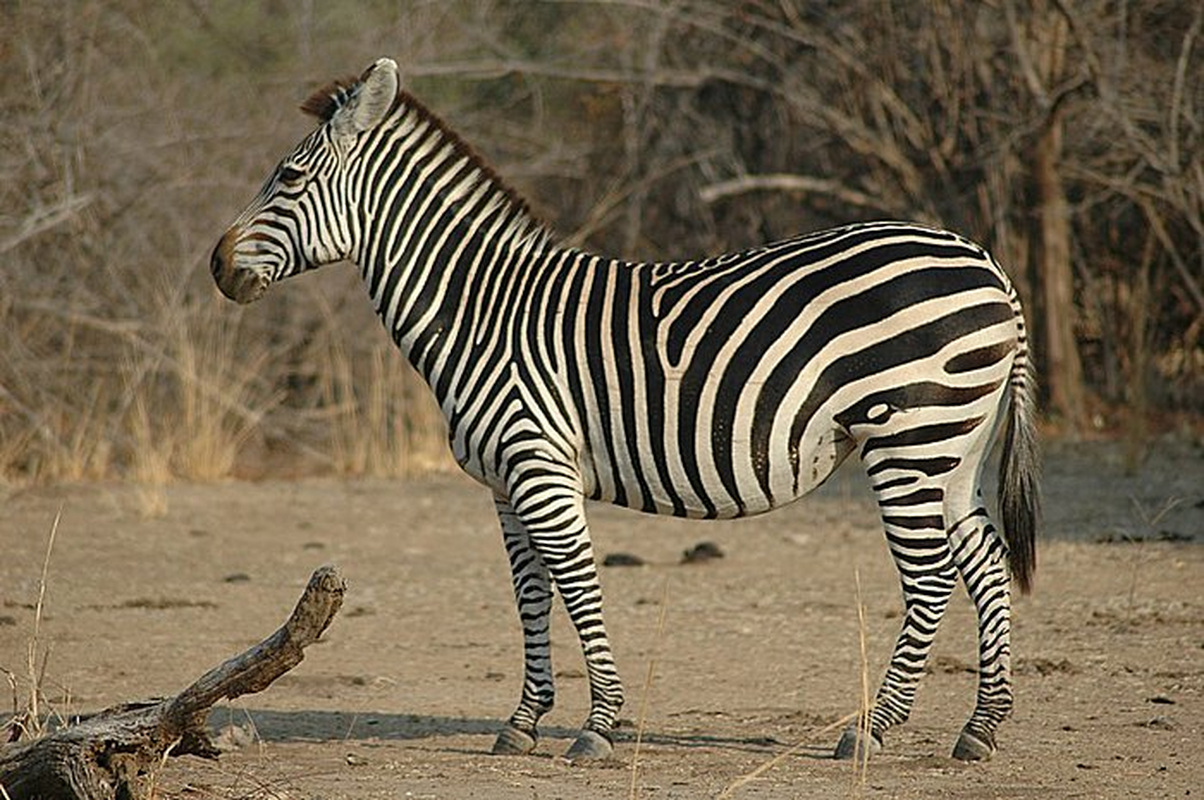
{"left": 211, "top": 230, "right": 268, "bottom": 304}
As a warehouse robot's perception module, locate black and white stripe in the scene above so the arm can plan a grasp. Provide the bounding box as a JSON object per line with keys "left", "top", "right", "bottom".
{"left": 212, "top": 58, "right": 1039, "bottom": 762}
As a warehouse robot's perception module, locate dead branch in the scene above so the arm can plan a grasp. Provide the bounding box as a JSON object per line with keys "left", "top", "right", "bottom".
{"left": 1138, "top": 197, "right": 1204, "bottom": 315}
{"left": 0, "top": 565, "right": 346, "bottom": 800}
{"left": 698, "top": 173, "right": 890, "bottom": 214}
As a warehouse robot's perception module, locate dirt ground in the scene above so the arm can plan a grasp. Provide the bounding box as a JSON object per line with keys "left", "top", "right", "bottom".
{"left": 2, "top": 437, "right": 1202, "bottom": 799}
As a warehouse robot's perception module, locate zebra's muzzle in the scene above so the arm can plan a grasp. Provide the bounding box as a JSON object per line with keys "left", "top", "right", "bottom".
{"left": 211, "top": 232, "right": 269, "bottom": 304}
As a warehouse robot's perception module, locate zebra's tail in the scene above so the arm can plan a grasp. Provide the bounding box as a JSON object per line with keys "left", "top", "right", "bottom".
{"left": 999, "top": 305, "right": 1041, "bottom": 595}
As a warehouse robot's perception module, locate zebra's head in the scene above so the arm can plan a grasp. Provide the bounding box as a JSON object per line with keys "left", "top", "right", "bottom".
{"left": 211, "top": 58, "right": 399, "bottom": 304}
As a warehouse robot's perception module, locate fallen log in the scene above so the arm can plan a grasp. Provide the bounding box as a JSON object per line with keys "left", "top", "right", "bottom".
{"left": 0, "top": 564, "right": 346, "bottom": 800}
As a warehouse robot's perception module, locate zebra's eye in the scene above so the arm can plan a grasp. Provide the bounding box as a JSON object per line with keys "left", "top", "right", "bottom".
{"left": 278, "top": 165, "right": 306, "bottom": 185}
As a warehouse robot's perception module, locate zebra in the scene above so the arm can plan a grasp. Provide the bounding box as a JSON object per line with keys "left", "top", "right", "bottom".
{"left": 211, "top": 58, "right": 1039, "bottom": 763}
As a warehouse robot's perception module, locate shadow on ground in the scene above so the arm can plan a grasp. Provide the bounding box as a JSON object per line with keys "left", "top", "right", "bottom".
{"left": 212, "top": 708, "right": 832, "bottom": 758}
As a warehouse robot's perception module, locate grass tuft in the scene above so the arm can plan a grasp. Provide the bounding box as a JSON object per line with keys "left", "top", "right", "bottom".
{"left": 2, "top": 507, "right": 65, "bottom": 744}
{"left": 628, "top": 576, "right": 671, "bottom": 800}
{"left": 852, "top": 567, "right": 871, "bottom": 795}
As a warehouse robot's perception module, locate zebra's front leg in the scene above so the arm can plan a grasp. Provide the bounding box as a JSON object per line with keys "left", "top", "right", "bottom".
{"left": 491, "top": 499, "right": 556, "bottom": 755}
{"left": 504, "top": 462, "right": 624, "bottom": 760}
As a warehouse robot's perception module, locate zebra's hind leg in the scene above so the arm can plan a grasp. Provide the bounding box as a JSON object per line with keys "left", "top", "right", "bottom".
{"left": 491, "top": 499, "right": 556, "bottom": 755}
{"left": 835, "top": 468, "right": 958, "bottom": 759}
{"left": 948, "top": 508, "right": 1014, "bottom": 761}
{"left": 835, "top": 566, "right": 958, "bottom": 759}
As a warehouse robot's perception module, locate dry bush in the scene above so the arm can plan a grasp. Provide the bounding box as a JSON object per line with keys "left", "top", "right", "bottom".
{"left": 1, "top": 1, "right": 1199, "bottom": 486}
{"left": 0, "top": 1, "right": 453, "bottom": 484}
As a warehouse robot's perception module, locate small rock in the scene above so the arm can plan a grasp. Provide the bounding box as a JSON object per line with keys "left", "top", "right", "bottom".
{"left": 681, "top": 541, "right": 724, "bottom": 564}
{"left": 603, "top": 552, "right": 645, "bottom": 567}
{"left": 1142, "top": 716, "right": 1176, "bottom": 731}
{"left": 223, "top": 573, "right": 251, "bottom": 584}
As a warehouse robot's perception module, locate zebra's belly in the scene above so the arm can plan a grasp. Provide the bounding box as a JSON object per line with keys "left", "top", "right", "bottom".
{"left": 585, "top": 423, "right": 853, "bottom": 520}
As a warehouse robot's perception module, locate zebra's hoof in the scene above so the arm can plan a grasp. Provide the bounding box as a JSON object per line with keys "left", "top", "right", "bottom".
{"left": 564, "top": 728, "right": 613, "bottom": 762}
{"left": 833, "top": 726, "right": 882, "bottom": 761}
{"left": 951, "top": 728, "right": 995, "bottom": 761}
{"left": 492, "top": 725, "right": 538, "bottom": 755}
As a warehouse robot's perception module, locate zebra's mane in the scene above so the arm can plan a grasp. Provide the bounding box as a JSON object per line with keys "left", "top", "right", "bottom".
{"left": 300, "top": 74, "right": 546, "bottom": 242}
{"left": 300, "top": 75, "right": 360, "bottom": 121}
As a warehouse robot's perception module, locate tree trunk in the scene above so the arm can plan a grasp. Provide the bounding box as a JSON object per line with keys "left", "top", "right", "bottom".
{"left": 0, "top": 565, "right": 346, "bottom": 800}
{"left": 1030, "top": 4, "right": 1087, "bottom": 430}
{"left": 1035, "top": 104, "right": 1086, "bottom": 429}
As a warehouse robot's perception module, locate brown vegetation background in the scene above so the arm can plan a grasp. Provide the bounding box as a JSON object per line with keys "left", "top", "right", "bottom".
{"left": 2, "top": 0, "right": 1201, "bottom": 486}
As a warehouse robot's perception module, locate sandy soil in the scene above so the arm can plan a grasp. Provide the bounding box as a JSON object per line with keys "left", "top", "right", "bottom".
{"left": 2, "top": 438, "right": 1202, "bottom": 799}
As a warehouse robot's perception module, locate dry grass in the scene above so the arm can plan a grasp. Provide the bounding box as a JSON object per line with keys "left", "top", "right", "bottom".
{"left": 1124, "top": 496, "right": 1183, "bottom": 612}
{"left": 169, "top": 311, "right": 276, "bottom": 482}
{"left": 24, "top": 508, "right": 60, "bottom": 740}
{"left": 319, "top": 337, "right": 451, "bottom": 478}
{"left": 715, "top": 714, "right": 860, "bottom": 799}
{"left": 852, "top": 568, "right": 872, "bottom": 795}
{"left": 716, "top": 566, "right": 875, "bottom": 799}
{"left": 3, "top": 508, "right": 65, "bottom": 745}
{"left": 119, "top": 298, "right": 282, "bottom": 513}
{"left": 128, "top": 390, "right": 172, "bottom": 518}
{"left": 628, "top": 576, "right": 671, "bottom": 800}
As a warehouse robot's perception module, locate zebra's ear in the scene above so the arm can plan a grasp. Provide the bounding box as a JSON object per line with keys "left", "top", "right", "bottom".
{"left": 332, "top": 58, "right": 398, "bottom": 140}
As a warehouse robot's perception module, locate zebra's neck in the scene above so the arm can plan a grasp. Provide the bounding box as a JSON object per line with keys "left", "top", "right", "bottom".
{"left": 352, "top": 93, "right": 554, "bottom": 396}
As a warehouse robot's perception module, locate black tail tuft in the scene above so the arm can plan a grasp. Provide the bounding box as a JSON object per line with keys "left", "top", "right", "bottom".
{"left": 999, "top": 358, "right": 1040, "bottom": 594}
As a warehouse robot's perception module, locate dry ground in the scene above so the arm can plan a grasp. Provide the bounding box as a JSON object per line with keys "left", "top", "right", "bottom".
{"left": 1, "top": 438, "right": 1202, "bottom": 799}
